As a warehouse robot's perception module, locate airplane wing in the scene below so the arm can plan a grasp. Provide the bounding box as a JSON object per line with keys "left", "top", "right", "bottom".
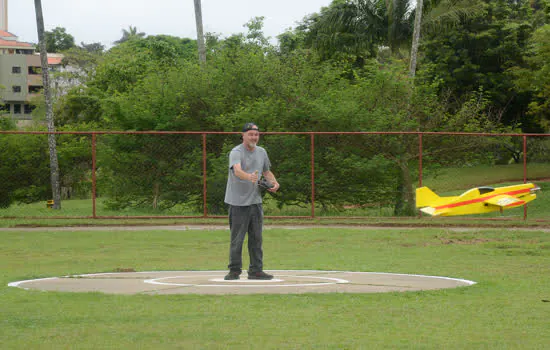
{"left": 483, "top": 195, "right": 525, "bottom": 208}
{"left": 420, "top": 207, "right": 451, "bottom": 216}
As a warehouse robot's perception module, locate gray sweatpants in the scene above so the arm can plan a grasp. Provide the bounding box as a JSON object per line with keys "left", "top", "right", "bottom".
{"left": 227, "top": 204, "right": 264, "bottom": 273}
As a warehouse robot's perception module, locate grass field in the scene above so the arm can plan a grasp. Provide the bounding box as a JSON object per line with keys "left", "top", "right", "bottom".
{"left": 421, "top": 163, "right": 550, "bottom": 192}
{"left": 2, "top": 227, "right": 550, "bottom": 349}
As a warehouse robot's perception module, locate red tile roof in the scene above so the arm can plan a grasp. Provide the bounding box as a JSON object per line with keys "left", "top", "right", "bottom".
{"left": 48, "top": 56, "right": 63, "bottom": 65}
{"left": 0, "top": 38, "right": 33, "bottom": 48}
{"left": 0, "top": 30, "right": 16, "bottom": 37}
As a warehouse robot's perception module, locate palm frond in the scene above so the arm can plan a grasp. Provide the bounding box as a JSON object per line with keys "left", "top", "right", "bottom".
{"left": 422, "top": 0, "right": 487, "bottom": 34}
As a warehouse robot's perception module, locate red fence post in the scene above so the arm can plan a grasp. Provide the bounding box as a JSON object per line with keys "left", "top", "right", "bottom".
{"left": 92, "top": 133, "right": 97, "bottom": 219}
{"left": 203, "top": 133, "right": 208, "bottom": 218}
{"left": 310, "top": 133, "right": 315, "bottom": 219}
{"left": 418, "top": 133, "right": 423, "bottom": 218}
{"left": 523, "top": 135, "right": 527, "bottom": 221}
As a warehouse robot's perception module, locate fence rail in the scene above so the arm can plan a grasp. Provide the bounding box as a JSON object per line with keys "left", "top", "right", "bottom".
{"left": 1, "top": 131, "right": 549, "bottom": 221}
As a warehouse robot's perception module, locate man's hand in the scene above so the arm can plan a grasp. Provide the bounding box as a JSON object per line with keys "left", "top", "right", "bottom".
{"left": 268, "top": 181, "right": 280, "bottom": 193}
{"left": 233, "top": 164, "right": 258, "bottom": 183}
{"left": 262, "top": 170, "right": 279, "bottom": 193}
{"left": 249, "top": 170, "right": 259, "bottom": 183}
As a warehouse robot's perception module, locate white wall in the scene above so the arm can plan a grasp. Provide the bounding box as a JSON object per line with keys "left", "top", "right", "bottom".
{"left": 0, "top": 0, "right": 7, "bottom": 32}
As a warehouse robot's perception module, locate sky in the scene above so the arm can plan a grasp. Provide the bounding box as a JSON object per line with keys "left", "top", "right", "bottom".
{"left": 7, "top": 0, "right": 332, "bottom": 48}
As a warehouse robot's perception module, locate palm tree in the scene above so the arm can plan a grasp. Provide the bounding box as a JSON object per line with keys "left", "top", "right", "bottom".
{"left": 34, "top": 0, "right": 61, "bottom": 209}
{"left": 308, "top": 0, "right": 413, "bottom": 58}
{"left": 114, "top": 26, "right": 146, "bottom": 45}
{"left": 409, "top": 0, "right": 484, "bottom": 76}
{"left": 194, "top": 0, "right": 206, "bottom": 64}
{"left": 409, "top": 0, "right": 424, "bottom": 77}
{"left": 309, "top": 0, "right": 484, "bottom": 61}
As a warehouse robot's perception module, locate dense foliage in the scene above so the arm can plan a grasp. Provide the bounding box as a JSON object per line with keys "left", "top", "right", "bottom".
{"left": 44, "top": 26, "right": 76, "bottom": 52}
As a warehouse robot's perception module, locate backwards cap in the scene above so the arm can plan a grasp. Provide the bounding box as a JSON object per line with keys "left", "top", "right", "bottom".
{"left": 242, "top": 122, "right": 259, "bottom": 132}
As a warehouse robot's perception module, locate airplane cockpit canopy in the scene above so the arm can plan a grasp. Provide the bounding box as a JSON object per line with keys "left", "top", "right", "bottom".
{"left": 477, "top": 187, "right": 495, "bottom": 194}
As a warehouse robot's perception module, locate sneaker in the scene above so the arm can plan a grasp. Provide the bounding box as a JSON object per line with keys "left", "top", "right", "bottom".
{"left": 247, "top": 271, "right": 274, "bottom": 280}
{"left": 224, "top": 271, "right": 241, "bottom": 280}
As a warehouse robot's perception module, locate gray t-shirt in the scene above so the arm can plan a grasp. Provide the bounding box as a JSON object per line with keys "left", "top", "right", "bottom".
{"left": 224, "top": 144, "right": 271, "bottom": 206}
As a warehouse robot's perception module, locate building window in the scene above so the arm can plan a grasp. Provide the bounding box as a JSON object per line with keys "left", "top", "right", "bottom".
{"left": 14, "top": 104, "right": 21, "bottom": 114}
{"left": 12, "top": 86, "right": 21, "bottom": 93}
{"left": 16, "top": 49, "right": 34, "bottom": 55}
{"left": 29, "top": 85, "right": 43, "bottom": 94}
{"left": 24, "top": 104, "right": 36, "bottom": 114}
{"left": 28, "top": 66, "right": 42, "bottom": 75}
{"left": 0, "top": 104, "right": 10, "bottom": 113}
{"left": 12, "top": 66, "right": 21, "bottom": 74}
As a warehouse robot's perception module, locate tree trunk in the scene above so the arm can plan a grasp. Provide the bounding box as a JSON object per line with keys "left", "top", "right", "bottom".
{"left": 394, "top": 156, "right": 416, "bottom": 216}
{"left": 194, "top": 0, "right": 206, "bottom": 64}
{"left": 34, "top": 0, "right": 61, "bottom": 209}
{"left": 400, "top": 160, "right": 415, "bottom": 215}
{"left": 409, "top": 0, "right": 424, "bottom": 77}
{"left": 152, "top": 183, "right": 160, "bottom": 210}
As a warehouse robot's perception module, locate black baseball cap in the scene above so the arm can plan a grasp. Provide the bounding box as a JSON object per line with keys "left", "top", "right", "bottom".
{"left": 242, "top": 122, "right": 259, "bottom": 132}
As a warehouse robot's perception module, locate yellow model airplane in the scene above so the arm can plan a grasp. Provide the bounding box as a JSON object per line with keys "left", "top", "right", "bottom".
{"left": 416, "top": 183, "right": 540, "bottom": 216}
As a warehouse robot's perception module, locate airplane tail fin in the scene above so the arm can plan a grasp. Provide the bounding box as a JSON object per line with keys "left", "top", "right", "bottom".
{"left": 415, "top": 187, "right": 440, "bottom": 208}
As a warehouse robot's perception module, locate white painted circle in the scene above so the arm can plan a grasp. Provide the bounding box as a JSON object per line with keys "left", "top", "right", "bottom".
{"left": 144, "top": 274, "right": 350, "bottom": 288}
{"left": 208, "top": 278, "right": 285, "bottom": 283}
{"left": 8, "top": 270, "right": 477, "bottom": 294}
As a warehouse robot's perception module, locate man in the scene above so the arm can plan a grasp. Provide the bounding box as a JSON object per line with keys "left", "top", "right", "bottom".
{"left": 224, "top": 122, "right": 280, "bottom": 280}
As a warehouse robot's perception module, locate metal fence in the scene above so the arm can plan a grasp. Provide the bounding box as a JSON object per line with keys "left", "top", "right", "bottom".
{"left": 1, "top": 131, "right": 549, "bottom": 221}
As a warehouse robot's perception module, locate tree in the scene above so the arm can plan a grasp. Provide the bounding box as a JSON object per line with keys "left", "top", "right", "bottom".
{"left": 34, "top": 0, "right": 62, "bottom": 209}
{"left": 304, "top": 0, "right": 414, "bottom": 59}
{"left": 419, "top": 0, "right": 548, "bottom": 131}
{"left": 46, "top": 45, "right": 104, "bottom": 118}
{"left": 57, "top": 35, "right": 198, "bottom": 127}
{"left": 411, "top": 0, "right": 486, "bottom": 76}
{"left": 114, "top": 26, "right": 146, "bottom": 44}
{"left": 512, "top": 24, "right": 550, "bottom": 131}
{"left": 289, "top": 0, "right": 484, "bottom": 67}
{"left": 80, "top": 42, "right": 105, "bottom": 54}
{"left": 61, "top": 46, "right": 103, "bottom": 74}
{"left": 44, "top": 26, "right": 75, "bottom": 52}
{"left": 0, "top": 134, "right": 52, "bottom": 208}
{"left": 194, "top": 0, "right": 206, "bottom": 64}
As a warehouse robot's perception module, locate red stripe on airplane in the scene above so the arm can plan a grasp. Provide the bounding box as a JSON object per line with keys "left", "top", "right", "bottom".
{"left": 504, "top": 200, "right": 525, "bottom": 207}
{"left": 434, "top": 188, "right": 531, "bottom": 210}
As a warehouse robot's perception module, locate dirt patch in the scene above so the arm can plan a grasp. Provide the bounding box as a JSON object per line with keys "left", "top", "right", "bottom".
{"left": 113, "top": 268, "right": 136, "bottom": 272}
{"left": 438, "top": 237, "right": 492, "bottom": 245}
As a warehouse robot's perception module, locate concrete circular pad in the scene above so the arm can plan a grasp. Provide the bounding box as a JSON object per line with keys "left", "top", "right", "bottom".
{"left": 9, "top": 270, "right": 475, "bottom": 295}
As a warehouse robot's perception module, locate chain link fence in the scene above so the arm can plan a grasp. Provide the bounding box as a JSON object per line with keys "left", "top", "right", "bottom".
{"left": 1, "top": 131, "right": 548, "bottom": 221}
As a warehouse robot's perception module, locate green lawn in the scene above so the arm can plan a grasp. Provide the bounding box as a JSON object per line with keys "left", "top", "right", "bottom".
{"left": 421, "top": 163, "right": 550, "bottom": 192}
{"left": 0, "top": 197, "right": 200, "bottom": 218}
{"left": 2, "top": 227, "right": 550, "bottom": 349}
